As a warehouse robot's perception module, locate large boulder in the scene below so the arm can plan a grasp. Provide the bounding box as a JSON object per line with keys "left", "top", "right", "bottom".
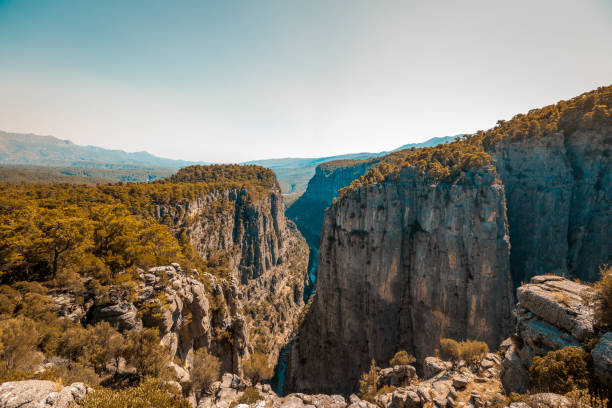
{"left": 591, "top": 332, "right": 612, "bottom": 387}
{"left": 378, "top": 365, "right": 417, "bottom": 387}
{"left": 423, "top": 357, "right": 451, "bottom": 380}
{"left": 0, "top": 381, "right": 90, "bottom": 408}
{"left": 501, "top": 275, "right": 598, "bottom": 393}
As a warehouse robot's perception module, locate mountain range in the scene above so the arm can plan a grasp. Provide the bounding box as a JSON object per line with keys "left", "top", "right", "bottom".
{"left": 0, "top": 130, "right": 457, "bottom": 194}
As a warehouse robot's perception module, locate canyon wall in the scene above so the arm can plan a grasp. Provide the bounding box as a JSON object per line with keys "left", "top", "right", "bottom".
{"left": 490, "top": 129, "right": 611, "bottom": 284}
{"left": 154, "top": 184, "right": 310, "bottom": 368}
{"left": 285, "top": 166, "right": 514, "bottom": 394}
{"left": 287, "top": 158, "right": 379, "bottom": 249}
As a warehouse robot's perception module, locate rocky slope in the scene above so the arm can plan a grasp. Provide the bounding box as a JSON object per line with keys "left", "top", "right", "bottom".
{"left": 286, "top": 165, "right": 514, "bottom": 394}
{"left": 153, "top": 183, "right": 309, "bottom": 366}
{"left": 501, "top": 275, "right": 611, "bottom": 393}
{"left": 489, "top": 129, "right": 611, "bottom": 284}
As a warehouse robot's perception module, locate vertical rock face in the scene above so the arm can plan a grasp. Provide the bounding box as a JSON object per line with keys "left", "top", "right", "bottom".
{"left": 287, "top": 159, "right": 379, "bottom": 249}
{"left": 154, "top": 184, "right": 309, "bottom": 367}
{"left": 285, "top": 166, "right": 514, "bottom": 394}
{"left": 490, "top": 129, "right": 611, "bottom": 284}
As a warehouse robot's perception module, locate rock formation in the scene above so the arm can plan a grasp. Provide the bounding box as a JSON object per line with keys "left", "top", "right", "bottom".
{"left": 0, "top": 380, "right": 91, "bottom": 408}
{"left": 286, "top": 165, "right": 514, "bottom": 394}
{"left": 500, "top": 275, "right": 611, "bottom": 393}
{"left": 153, "top": 184, "right": 309, "bottom": 366}
{"left": 287, "top": 158, "right": 379, "bottom": 249}
{"left": 489, "top": 129, "right": 611, "bottom": 284}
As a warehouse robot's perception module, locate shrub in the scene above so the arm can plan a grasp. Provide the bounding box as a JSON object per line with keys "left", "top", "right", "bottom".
{"left": 529, "top": 346, "right": 591, "bottom": 393}
{"left": 122, "top": 328, "right": 170, "bottom": 379}
{"left": 439, "top": 338, "right": 489, "bottom": 367}
{"left": 359, "top": 359, "right": 380, "bottom": 403}
{"left": 190, "top": 348, "right": 220, "bottom": 395}
{"left": 460, "top": 340, "right": 489, "bottom": 365}
{"left": 440, "top": 338, "right": 461, "bottom": 364}
{"left": 230, "top": 386, "right": 262, "bottom": 407}
{"left": 565, "top": 388, "right": 608, "bottom": 408}
{"left": 76, "top": 377, "right": 189, "bottom": 408}
{"left": 594, "top": 264, "right": 612, "bottom": 327}
{"left": 389, "top": 350, "right": 416, "bottom": 366}
{"left": 0, "top": 316, "right": 42, "bottom": 371}
{"left": 242, "top": 352, "right": 274, "bottom": 385}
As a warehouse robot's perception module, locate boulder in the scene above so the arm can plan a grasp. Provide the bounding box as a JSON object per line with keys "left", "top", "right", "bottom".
{"left": 0, "top": 380, "right": 90, "bottom": 408}
{"left": 379, "top": 365, "right": 417, "bottom": 387}
{"left": 591, "top": 332, "right": 612, "bottom": 387}
{"left": 451, "top": 376, "right": 469, "bottom": 389}
{"left": 423, "top": 357, "right": 450, "bottom": 379}
{"left": 89, "top": 299, "right": 142, "bottom": 331}
{"left": 523, "top": 393, "right": 570, "bottom": 407}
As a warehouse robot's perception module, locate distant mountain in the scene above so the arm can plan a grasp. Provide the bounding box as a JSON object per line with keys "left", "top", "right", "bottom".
{"left": 246, "top": 135, "right": 460, "bottom": 194}
{"left": 0, "top": 131, "right": 200, "bottom": 168}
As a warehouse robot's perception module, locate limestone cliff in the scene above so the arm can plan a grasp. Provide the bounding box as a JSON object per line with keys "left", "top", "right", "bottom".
{"left": 152, "top": 183, "right": 309, "bottom": 367}
{"left": 286, "top": 165, "right": 514, "bottom": 394}
{"left": 287, "top": 158, "right": 379, "bottom": 249}
{"left": 489, "top": 129, "right": 611, "bottom": 285}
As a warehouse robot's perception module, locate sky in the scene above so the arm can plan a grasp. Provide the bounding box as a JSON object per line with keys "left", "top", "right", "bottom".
{"left": 0, "top": 0, "right": 611, "bottom": 163}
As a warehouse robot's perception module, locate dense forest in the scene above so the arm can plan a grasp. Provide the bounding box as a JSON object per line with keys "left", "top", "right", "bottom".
{"left": 0, "top": 164, "right": 279, "bottom": 396}
{"left": 340, "top": 85, "right": 612, "bottom": 197}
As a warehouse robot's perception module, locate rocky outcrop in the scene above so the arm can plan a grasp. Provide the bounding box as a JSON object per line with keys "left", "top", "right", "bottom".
{"left": 155, "top": 185, "right": 309, "bottom": 366}
{"left": 500, "top": 275, "right": 608, "bottom": 393}
{"left": 0, "top": 380, "right": 90, "bottom": 408}
{"left": 286, "top": 165, "right": 514, "bottom": 394}
{"left": 592, "top": 332, "right": 612, "bottom": 386}
{"left": 201, "top": 353, "right": 505, "bottom": 408}
{"left": 489, "top": 129, "right": 611, "bottom": 284}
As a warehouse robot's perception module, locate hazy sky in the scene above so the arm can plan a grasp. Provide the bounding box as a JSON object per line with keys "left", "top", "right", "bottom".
{"left": 1, "top": 0, "right": 611, "bottom": 162}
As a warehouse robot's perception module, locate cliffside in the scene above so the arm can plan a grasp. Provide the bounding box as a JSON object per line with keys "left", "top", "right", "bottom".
{"left": 287, "top": 158, "right": 379, "bottom": 249}
{"left": 285, "top": 165, "right": 514, "bottom": 394}
{"left": 152, "top": 178, "right": 310, "bottom": 367}
{"left": 490, "top": 128, "right": 611, "bottom": 284}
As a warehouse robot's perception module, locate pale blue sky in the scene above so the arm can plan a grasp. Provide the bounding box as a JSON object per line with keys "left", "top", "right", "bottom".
{"left": 1, "top": 0, "right": 611, "bottom": 162}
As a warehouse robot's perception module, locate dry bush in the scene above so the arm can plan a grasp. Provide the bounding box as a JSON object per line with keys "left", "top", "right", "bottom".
{"left": 76, "top": 377, "right": 189, "bottom": 408}
{"left": 189, "top": 348, "right": 220, "bottom": 395}
{"left": 565, "top": 389, "right": 608, "bottom": 408}
{"left": 230, "top": 386, "right": 262, "bottom": 408}
{"left": 460, "top": 340, "right": 489, "bottom": 365}
{"left": 529, "top": 346, "right": 591, "bottom": 394}
{"left": 358, "top": 359, "right": 380, "bottom": 403}
{"left": 389, "top": 350, "right": 416, "bottom": 366}
{"left": 594, "top": 264, "right": 612, "bottom": 327}
{"left": 440, "top": 338, "right": 461, "bottom": 364}
{"left": 242, "top": 352, "right": 274, "bottom": 385}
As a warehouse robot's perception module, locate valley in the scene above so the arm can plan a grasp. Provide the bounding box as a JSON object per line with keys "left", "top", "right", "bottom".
{"left": 0, "top": 85, "right": 611, "bottom": 408}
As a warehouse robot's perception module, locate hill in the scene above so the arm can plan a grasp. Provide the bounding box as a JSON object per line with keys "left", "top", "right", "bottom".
{"left": 0, "top": 131, "right": 200, "bottom": 168}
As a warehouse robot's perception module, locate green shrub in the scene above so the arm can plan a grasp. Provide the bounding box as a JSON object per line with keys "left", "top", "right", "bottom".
{"left": 389, "top": 350, "right": 416, "bottom": 366}
{"left": 529, "top": 346, "right": 591, "bottom": 393}
{"left": 0, "top": 316, "right": 42, "bottom": 371}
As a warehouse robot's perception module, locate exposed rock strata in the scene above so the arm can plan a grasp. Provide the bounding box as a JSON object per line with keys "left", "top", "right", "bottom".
{"left": 286, "top": 166, "right": 514, "bottom": 394}
{"left": 500, "top": 275, "right": 610, "bottom": 393}
{"left": 154, "top": 186, "right": 310, "bottom": 366}
{"left": 287, "top": 159, "right": 379, "bottom": 249}
{"left": 488, "top": 129, "right": 611, "bottom": 284}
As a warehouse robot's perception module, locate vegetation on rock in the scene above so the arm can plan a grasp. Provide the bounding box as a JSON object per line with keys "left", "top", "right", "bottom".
{"left": 529, "top": 346, "right": 591, "bottom": 394}
{"left": 242, "top": 352, "right": 274, "bottom": 385}
{"left": 594, "top": 264, "right": 612, "bottom": 328}
{"left": 439, "top": 338, "right": 489, "bottom": 367}
{"left": 389, "top": 350, "right": 416, "bottom": 366}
